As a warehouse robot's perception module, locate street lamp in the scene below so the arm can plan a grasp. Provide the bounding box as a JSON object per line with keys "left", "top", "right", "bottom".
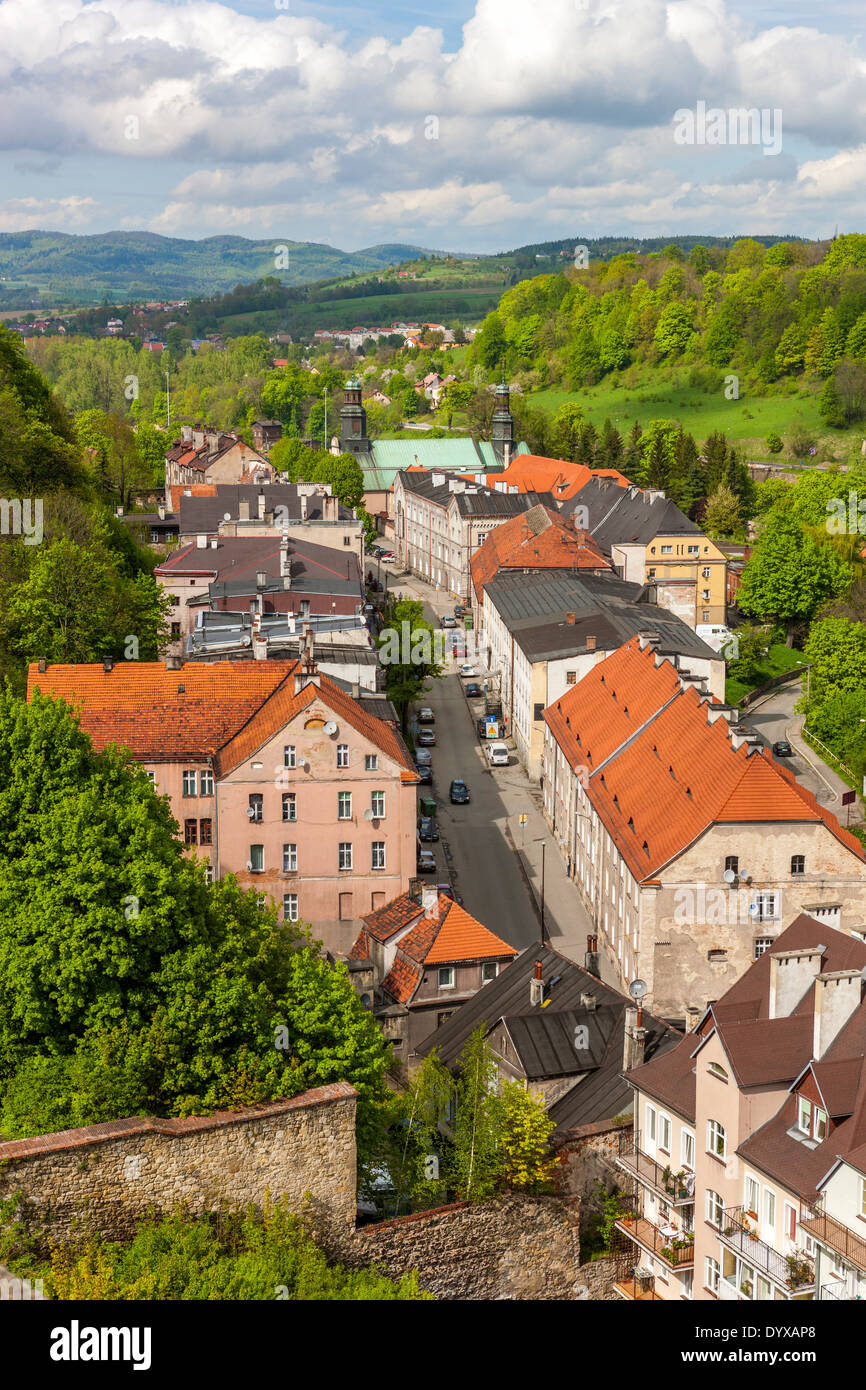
{"left": 534, "top": 838, "right": 547, "bottom": 947}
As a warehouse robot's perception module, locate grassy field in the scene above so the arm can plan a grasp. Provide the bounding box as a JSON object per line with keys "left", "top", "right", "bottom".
{"left": 219, "top": 286, "right": 502, "bottom": 338}
{"left": 530, "top": 378, "right": 860, "bottom": 461}
{"left": 725, "top": 644, "right": 805, "bottom": 706}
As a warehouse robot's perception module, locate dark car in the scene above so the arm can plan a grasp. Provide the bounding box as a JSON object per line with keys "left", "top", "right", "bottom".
{"left": 454, "top": 605, "right": 466, "bottom": 618}
{"left": 418, "top": 816, "right": 439, "bottom": 842}
{"left": 437, "top": 882, "right": 454, "bottom": 901}
{"left": 465, "top": 682, "right": 483, "bottom": 698}
{"left": 417, "top": 848, "right": 437, "bottom": 873}
{"left": 416, "top": 729, "right": 436, "bottom": 746}
{"left": 415, "top": 763, "right": 433, "bottom": 783}
{"left": 417, "top": 707, "right": 435, "bottom": 724}
{"left": 772, "top": 740, "right": 794, "bottom": 757}
{"left": 450, "top": 778, "right": 470, "bottom": 804}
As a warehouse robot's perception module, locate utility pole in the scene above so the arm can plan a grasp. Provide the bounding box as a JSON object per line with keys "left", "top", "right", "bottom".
{"left": 323, "top": 387, "right": 328, "bottom": 451}
{"left": 535, "top": 837, "right": 547, "bottom": 946}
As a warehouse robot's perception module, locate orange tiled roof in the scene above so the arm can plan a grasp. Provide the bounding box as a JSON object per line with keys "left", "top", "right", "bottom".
{"left": 424, "top": 900, "right": 518, "bottom": 965}
{"left": 361, "top": 894, "right": 424, "bottom": 943}
{"left": 471, "top": 504, "right": 609, "bottom": 602}
{"left": 169, "top": 484, "right": 217, "bottom": 513}
{"left": 380, "top": 955, "right": 422, "bottom": 1004}
{"left": 370, "top": 891, "right": 516, "bottom": 1006}
{"left": 26, "top": 662, "right": 416, "bottom": 774}
{"left": 348, "top": 928, "right": 372, "bottom": 961}
{"left": 543, "top": 640, "right": 866, "bottom": 880}
{"left": 483, "top": 456, "right": 629, "bottom": 501}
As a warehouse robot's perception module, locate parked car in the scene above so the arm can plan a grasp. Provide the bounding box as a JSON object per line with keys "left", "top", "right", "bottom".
{"left": 459, "top": 663, "right": 478, "bottom": 678}
{"left": 415, "top": 748, "right": 432, "bottom": 766}
{"left": 450, "top": 778, "right": 470, "bottom": 804}
{"left": 417, "top": 848, "right": 437, "bottom": 873}
{"left": 440, "top": 616, "right": 457, "bottom": 629}
{"left": 454, "top": 604, "right": 466, "bottom": 618}
{"left": 772, "top": 740, "right": 794, "bottom": 757}
{"left": 415, "top": 763, "right": 433, "bottom": 783}
{"left": 380, "top": 552, "right": 395, "bottom": 563}
{"left": 418, "top": 816, "right": 439, "bottom": 842}
{"left": 417, "top": 729, "right": 436, "bottom": 746}
{"left": 417, "top": 707, "right": 435, "bottom": 723}
{"left": 465, "top": 682, "right": 483, "bottom": 698}
{"left": 437, "top": 882, "right": 455, "bottom": 901}
{"left": 486, "top": 741, "right": 509, "bottom": 766}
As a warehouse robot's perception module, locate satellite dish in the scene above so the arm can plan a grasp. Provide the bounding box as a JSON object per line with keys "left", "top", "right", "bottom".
{"left": 223, "top": 512, "right": 231, "bottom": 521}
{"left": 723, "top": 868, "right": 737, "bottom": 885}
{"left": 748, "top": 902, "right": 760, "bottom": 916}
{"left": 245, "top": 860, "right": 253, "bottom": 871}
{"left": 363, "top": 809, "right": 375, "bottom": 821}
{"left": 324, "top": 721, "right": 338, "bottom": 736}
{"left": 629, "top": 979, "right": 647, "bottom": 1001}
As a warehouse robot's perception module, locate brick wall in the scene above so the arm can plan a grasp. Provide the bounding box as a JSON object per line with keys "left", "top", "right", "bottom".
{"left": 554, "top": 1120, "right": 631, "bottom": 1207}
{"left": 0, "top": 1084, "right": 357, "bottom": 1255}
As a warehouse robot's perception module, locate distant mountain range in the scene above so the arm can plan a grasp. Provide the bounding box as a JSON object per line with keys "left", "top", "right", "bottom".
{"left": 0, "top": 231, "right": 434, "bottom": 304}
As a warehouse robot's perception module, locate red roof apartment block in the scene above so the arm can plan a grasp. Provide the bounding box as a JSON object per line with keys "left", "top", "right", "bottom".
{"left": 470, "top": 503, "right": 610, "bottom": 603}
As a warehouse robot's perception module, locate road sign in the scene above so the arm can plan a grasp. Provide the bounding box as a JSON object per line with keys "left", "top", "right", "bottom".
{"left": 843, "top": 791, "right": 856, "bottom": 806}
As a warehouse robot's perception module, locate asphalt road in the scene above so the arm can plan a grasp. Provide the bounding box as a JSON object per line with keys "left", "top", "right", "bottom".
{"left": 744, "top": 680, "right": 852, "bottom": 815}
{"left": 411, "top": 623, "right": 541, "bottom": 953}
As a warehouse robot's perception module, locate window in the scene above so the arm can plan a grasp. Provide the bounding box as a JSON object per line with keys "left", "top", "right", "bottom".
{"left": 646, "top": 1104, "right": 657, "bottom": 1143}
{"left": 482, "top": 962, "right": 499, "bottom": 984}
{"left": 339, "top": 842, "right": 353, "bottom": 871}
{"left": 283, "top": 745, "right": 296, "bottom": 768}
{"left": 282, "top": 792, "right": 296, "bottom": 822}
{"left": 659, "top": 1113, "right": 672, "bottom": 1154}
{"left": 283, "top": 893, "right": 298, "bottom": 922}
{"left": 249, "top": 845, "right": 264, "bottom": 873}
{"left": 205, "top": 864, "right": 215, "bottom": 886}
{"left": 754, "top": 937, "right": 774, "bottom": 959}
{"left": 199, "top": 818, "right": 212, "bottom": 845}
{"left": 337, "top": 744, "right": 349, "bottom": 768}
{"left": 171, "top": 622, "right": 181, "bottom": 638}
{"left": 702, "top": 611, "right": 710, "bottom": 623}
{"left": 182, "top": 770, "right": 197, "bottom": 796}
{"left": 724, "top": 855, "right": 738, "bottom": 876}
{"left": 184, "top": 819, "right": 197, "bottom": 845}
{"left": 661, "top": 545, "right": 672, "bottom": 554}
{"left": 786, "top": 1203, "right": 797, "bottom": 1242}
{"left": 860, "top": 1178, "right": 866, "bottom": 1219}
{"left": 647, "top": 568, "right": 656, "bottom": 579}
{"left": 764, "top": 1189, "right": 776, "bottom": 1230}
{"left": 338, "top": 792, "right": 352, "bottom": 820}
{"left": 798, "top": 1097, "right": 812, "bottom": 1134}
{"left": 200, "top": 769, "right": 214, "bottom": 796}
{"left": 343, "top": 535, "right": 351, "bottom": 545}
{"left": 702, "top": 566, "right": 711, "bottom": 579}
{"left": 706, "top": 1190, "right": 724, "bottom": 1229}
{"left": 745, "top": 1176, "right": 760, "bottom": 1215}
{"left": 339, "top": 891, "right": 353, "bottom": 920}
{"left": 707, "top": 1119, "right": 726, "bottom": 1158}
{"left": 566, "top": 671, "right": 576, "bottom": 685}
{"left": 534, "top": 702, "right": 545, "bottom": 721}
{"left": 365, "top": 754, "right": 378, "bottom": 771}
{"left": 791, "top": 854, "right": 805, "bottom": 876}
{"left": 680, "top": 1269, "right": 693, "bottom": 1299}
{"left": 681, "top": 1130, "right": 695, "bottom": 1171}
{"left": 371, "top": 841, "right": 385, "bottom": 870}
{"left": 370, "top": 791, "right": 385, "bottom": 818}
{"left": 438, "top": 966, "right": 455, "bottom": 989}
{"left": 248, "top": 794, "right": 263, "bottom": 822}
{"left": 282, "top": 843, "right": 297, "bottom": 872}
{"left": 687, "top": 544, "right": 699, "bottom": 555}
{"left": 814, "top": 1107, "right": 827, "bottom": 1141}
{"left": 708, "top": 1061, "right": 728, "bottom": 1080}
{"left": 705, "top": 1257, "right": 720, "bottom": 1295}
{"left": 145, "top": 770, "right": 156, "bottom": 787}
{"left": 755, "top": 892, "right": 778, "bottom": 921}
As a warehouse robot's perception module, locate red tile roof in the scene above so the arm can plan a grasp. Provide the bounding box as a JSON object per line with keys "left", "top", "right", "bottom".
{"left": 26, "top": 662, "right": 415, "bottom": 774}
{"left": 470, "top": 504, "right": 609, "bottom": 602}
{"left": 367, "top": 892, "right": 516, "bottom": 1006}
{"left": 380, "top": 955, "right": 422, "bottom": 1004}
{"left": 483, "top": 456, "right": 629, "bottom": 501}
{"left": 543, "top": 641, "right": 866, "bottom": 880}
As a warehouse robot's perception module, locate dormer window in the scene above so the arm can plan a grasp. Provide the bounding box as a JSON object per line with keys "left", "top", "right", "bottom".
{"left": 814, "top": 1108, "right": 827, "bottom": 1141}
{"left": 797, "top": 1097, "right": 812, "bottom": 1135}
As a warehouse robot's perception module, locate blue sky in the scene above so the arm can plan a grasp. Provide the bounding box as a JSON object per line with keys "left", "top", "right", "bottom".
{"left": 1, "top": 0, "right": 864, "bottom": 251}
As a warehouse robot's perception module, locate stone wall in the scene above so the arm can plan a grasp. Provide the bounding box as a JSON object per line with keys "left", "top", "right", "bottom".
{"left": 347, "top": 1195, "right": 614, "bottom": 1300}
{"left": 554, "top": 1120, "right": 630, "bottom": 1208}
{"left": 0, "top": 1084, "right": 357, "bottom": 1255}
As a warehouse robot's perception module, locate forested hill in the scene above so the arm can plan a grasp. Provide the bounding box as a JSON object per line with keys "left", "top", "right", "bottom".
{"left": 0, "top": 231, "right": 431, "bottom": 302}
{"left": 471, "top": 235, "right": 866, "bottom": 426}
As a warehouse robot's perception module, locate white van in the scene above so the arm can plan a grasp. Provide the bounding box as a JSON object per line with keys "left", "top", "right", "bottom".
{"left": 486, "top": 742, "right": 509, "bottom": 766}
{"left": 696, "top": 624, "right": 737, "bottom": 656}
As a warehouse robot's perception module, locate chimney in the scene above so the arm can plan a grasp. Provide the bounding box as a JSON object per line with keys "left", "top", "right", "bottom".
{"left": 103, "top": 657, "right": 113, "bottom": 673}
{"left": 164, "top": 656, "right": 182, "bottom": 671}
{"left": 256, "top": 570, "right": 268, "bottom": 590}
{"left": 37, "top": 657, "right": 47, "bottom": 673}
{"left": 422, "top": 886, "right": 438, "bottom": 917}
{"left": 280, "top": 533, "right": 290, "bottom": 578}
{"left": 768, "top": 946, "right": 825, "bottom": 1020}
{"left": 239, "top": 500, "right": 250, "bottom": 521}
{"left": 623, "top": 1005, "right": 647, "bottom": 1071}
{"left": 257, "top": 492, "right": 266, "bottom": 521}
{"left": 300, "top": 494, "right": 308, "bottom": 521}
{"left": 196, "top": 534, "right": 207, "bottom": 549}
{"left": 158, "top": 504, "right": 166, "bottom": 520}
{"left": 351, "top": 680, "right": 360, "bottom": 700}
{"left": 585, "top": 634, "right": 597, "bottom": 652}
{"left": 580, "top": 991, "right": 597, "bottom": 1011}
{"left": 684, "top": 1004, "right": 702, "bottom": 1033}
{"left": 812, "top": 969, "right": 863, "bottom": 1059}
{"left": 585, "top": 934, "right": 600, "bottom": 977}
{"left": 529, "top": 959, "right": 544, "bottom": 1007}
{"left": 565, "top": 611, "right": 576, "bottom": 625}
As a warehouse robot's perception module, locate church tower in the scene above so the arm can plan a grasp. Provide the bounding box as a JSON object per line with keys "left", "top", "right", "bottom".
{"left": 339, "top": 378, "right": 369, "bottom": 456}
{"left": 491, "top": 380, "right": 514, "bottom": 463}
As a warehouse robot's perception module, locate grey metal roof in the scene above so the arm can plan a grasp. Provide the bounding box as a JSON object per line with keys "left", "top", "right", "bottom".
{"left": 178, "top": 484, "right": 353, "bottom": 534}
{"left": 505, "top": 1008, "right": 615, "bottom": 1077}
{"left": 561, "top": 478, "right": 701, "bottom": 549}
{"left": 396, "top": 469, "right": 554, "bottom": 516}
{"left": 484, "top": 571, "right": 719, "bottom": 664}
{"left": 415, "top": 942, "right": 681, "bottom": 1133}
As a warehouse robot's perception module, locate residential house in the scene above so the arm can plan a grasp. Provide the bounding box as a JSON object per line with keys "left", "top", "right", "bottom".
{"left": 346, "top": 886, "right": 517, "bottom": 1066}
{"left": 164, "top": 425, "right": 272, "bottom": 498}
{"left": 186, "top": 609, "right": 380, "bottom": 692}
{"left": 561, "top": 478, "right": 727, "bottom": 629}
{"left": 617, "top": 914, "right": 866, "bottom": 1303}
{"left": 483, "top": 454, "right": 630, "bottom": 505}
{"left": 174, "top": 483, "right": 362, "bottom": 562}
{"left": 481, "top": 571, "right": 725, "bottom": 780}
{"left": 542, "top": 638, "right": 866, "bottom": 1017}
{"left": 251, "top": 419, "right": 283, "bottom": 455}
{"left": 27, "top": 658, "right": 417, "bottom": 954}
{"left": 393, "top": 471, "right": 555, "bottom": 600}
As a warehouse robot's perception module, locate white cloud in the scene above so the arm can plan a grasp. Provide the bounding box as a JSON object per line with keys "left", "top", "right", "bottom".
{"left": 0, "top": 196, "right": 98, "bottom": 232}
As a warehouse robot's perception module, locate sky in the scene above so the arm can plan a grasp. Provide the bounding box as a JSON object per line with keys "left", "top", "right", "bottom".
{"left": 1, "top": 0, "right": 866, "bottom": 252}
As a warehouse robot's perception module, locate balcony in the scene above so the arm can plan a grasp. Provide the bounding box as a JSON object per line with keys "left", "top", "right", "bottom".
{"left": 613, "top": 1272, "right": 664, "bottom": 1301}
{"left": 616, "top": 1130, "right": 696, "bottom": 1206}
{"left": 614, "top": 1197, "right": 695, "bottom": 1270}
{"left": 800, "top": 1202, "right": 866, "bottom": 1274}
{"left": 719, "top": 1208, "right": 814, "bottom": 1294}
